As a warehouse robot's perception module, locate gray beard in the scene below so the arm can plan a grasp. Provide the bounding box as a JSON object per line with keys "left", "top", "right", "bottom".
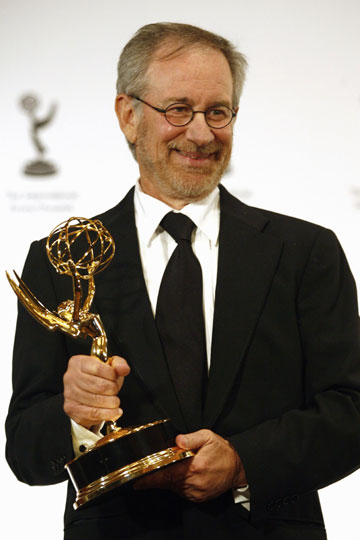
{"left": 135, "top": 119, "right": 232, "bottom": 203}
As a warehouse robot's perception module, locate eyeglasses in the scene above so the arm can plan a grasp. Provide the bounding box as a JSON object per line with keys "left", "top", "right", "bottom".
{"left": 130, "top": 95, "right": 236, "bottom": 129}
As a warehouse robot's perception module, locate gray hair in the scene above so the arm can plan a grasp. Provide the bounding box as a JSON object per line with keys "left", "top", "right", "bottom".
{"left": 116, "top": 22, "right": 247, "bottom": 158}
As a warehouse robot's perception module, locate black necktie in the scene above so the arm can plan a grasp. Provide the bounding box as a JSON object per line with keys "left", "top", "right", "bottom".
{"left": 155, "top": 212, "right": 207, "bottom": 432}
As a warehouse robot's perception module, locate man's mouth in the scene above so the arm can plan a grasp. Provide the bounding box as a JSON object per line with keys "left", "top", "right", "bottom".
{"left": 176, "top": 150, "right": 213, "bottom": 160}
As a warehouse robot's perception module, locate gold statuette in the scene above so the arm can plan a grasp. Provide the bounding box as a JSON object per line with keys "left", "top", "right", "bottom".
{"left": 7, "top": 217, "right": 193, "bottom": 509}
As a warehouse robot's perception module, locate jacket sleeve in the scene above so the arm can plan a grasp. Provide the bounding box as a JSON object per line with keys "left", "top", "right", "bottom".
{"left": 228, "top": 228, "right": 360, "bottom": 521}
{"left": 5, "top": 239, "right": 74, "bottom": 486}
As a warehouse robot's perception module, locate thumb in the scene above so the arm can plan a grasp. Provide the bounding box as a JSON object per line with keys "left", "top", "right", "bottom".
{"left": 110, "top": 356, "right": 130, "bottom": 389}
{"left": 110, "top": 356, "right": 130, "bottom": 376}
{"left": 176, "top": 429, "right": 211, "bottom": 451}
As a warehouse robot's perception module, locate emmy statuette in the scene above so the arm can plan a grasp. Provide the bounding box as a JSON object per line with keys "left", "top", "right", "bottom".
{"left": 20, "top": 94, "right": 58, "bottom": 176}
{"left": 6, "top": 217, "right": 193, "bottom": 509}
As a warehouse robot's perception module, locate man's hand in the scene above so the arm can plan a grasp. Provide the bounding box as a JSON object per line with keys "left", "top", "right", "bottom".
{"left": 63, "top": 355, "right": 130, "bottom": 429}
{"left": 134, "top": 429, "right": 247, "bottom": 502}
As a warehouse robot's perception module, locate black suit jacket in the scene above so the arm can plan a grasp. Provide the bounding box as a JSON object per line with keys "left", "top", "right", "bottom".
{"left": 6, "top": 185, "right": 360, "bottom": 539}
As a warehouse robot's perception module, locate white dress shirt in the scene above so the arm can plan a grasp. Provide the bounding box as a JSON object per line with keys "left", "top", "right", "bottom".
{"left": 134, "top": 180, "right": 220, "bottom": 367}
{"left": 71, "top": 181, "right": 250, "bottom": 509}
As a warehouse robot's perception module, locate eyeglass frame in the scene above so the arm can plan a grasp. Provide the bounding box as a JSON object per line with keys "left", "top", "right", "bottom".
{"left": 129, "top": 95, "right": 237, "bottom": 129}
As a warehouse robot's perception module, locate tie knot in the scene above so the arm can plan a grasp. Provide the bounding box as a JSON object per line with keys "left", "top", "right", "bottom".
{"left": 160, "top": 212, "right": 195, "bottom": 243}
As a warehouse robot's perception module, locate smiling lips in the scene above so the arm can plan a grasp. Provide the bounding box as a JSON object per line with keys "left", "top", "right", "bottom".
{"left": 177, "top": 150, "right": 213, "bottom": 160}
{"left": 168, "top": 140, "right": 223, "bottom": 167}
{"left": 171, "top": 145, "right": 220, "bottom": 164}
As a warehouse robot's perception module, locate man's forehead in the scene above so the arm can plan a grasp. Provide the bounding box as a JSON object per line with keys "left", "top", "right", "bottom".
{"left": 144, "top": 43, "right": 233, "bottom": 99}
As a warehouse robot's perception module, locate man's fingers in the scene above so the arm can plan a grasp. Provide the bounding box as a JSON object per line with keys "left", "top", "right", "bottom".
{"left": 64, "top": 400, "right": 123, "bottom": 429}
{"left": 176, "top": 429, "right": 212, "bottom": 451}
{"left": 134, "top": 459, "right": 191, "bottom": 491}
{"left": 64, "top": 384, "right": 121, "bottom": 409}
{"left": 134, "top": 468, "right": 170, "bottom": 490}
{"left": 80, "top": 356, "right": 118, "bottom": 381}
{"left": 63, "top": 354, "right": 130, "bottom": 428}
{"left": 78, "top": 372, "right": 120, "bottom": 396}
{"left": 64, "top": 356, "right": 129, "bottom": 394}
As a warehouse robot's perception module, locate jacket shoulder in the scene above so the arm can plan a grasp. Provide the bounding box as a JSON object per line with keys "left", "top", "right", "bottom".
{"left": 221, "top": 185, "right": 334, "bottom": 244}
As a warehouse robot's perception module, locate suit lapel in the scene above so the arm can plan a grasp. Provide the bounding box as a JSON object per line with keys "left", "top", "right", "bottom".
{"left": 93, "top": 188, "right": 187, "bottom": 432}
{"left": 203, "top": 186, "right": 283, "bottom": 428}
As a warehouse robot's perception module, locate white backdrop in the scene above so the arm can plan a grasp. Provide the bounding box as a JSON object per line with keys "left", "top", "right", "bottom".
{"left": 1, "top": 1, "right": 359, "bottom": 538}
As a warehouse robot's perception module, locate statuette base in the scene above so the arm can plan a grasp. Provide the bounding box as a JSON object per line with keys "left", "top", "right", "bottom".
{"left": 65, "top": 419, "right": 194, "bottom": 510}
{"left": 23, "top": 159, "right": 57, "bottom": 176}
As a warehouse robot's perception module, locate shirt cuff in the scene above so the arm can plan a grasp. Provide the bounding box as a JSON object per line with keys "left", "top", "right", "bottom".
{"left": 233, "top": 485, "right": 251, "bottom": 511}
{"left": 70, "top": 419, "right": 103, "bottom": 457}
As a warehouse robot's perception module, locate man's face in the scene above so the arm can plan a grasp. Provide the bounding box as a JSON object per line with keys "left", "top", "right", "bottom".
{"left": 133, "top": 46, "right": 236, "bottom": 206}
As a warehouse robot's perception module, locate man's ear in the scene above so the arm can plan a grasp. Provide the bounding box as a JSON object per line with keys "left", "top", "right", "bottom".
{"left": 233, "top": 106, "right": 239, "bottom": 124}
{"left": 115, "top": 94, "right": 138, "bottom": 144}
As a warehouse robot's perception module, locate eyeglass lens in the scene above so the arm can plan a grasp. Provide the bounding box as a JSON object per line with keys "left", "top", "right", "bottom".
{"left": 165, "top": 104, "right": 233, "bottom": 128}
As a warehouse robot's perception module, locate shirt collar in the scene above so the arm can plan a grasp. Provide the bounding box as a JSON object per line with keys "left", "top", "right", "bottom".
{"left": 134, "top": 180, "right": 220, "bottom": 247}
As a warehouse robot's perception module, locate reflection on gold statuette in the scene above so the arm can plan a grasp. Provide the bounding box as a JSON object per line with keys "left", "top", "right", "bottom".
{"left": 6, "top": 217, "right": 193, "bottom": 509}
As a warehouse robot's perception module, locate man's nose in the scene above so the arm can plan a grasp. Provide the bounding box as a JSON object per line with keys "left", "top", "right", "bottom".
{"left": 184, "top": 112, "right": 215, "bottom": 146}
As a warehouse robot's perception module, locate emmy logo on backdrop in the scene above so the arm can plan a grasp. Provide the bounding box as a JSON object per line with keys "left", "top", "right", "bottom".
{"left": 6, "top": 217, "right": 193, "bottom": 509}
{"left": 20, "top": 94, "right": 58, "bottom": 176}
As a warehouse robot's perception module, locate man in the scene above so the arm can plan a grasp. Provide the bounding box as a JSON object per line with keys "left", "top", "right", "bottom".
{"left": 6, "top": 22, "right": 360, "bottom": 540}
